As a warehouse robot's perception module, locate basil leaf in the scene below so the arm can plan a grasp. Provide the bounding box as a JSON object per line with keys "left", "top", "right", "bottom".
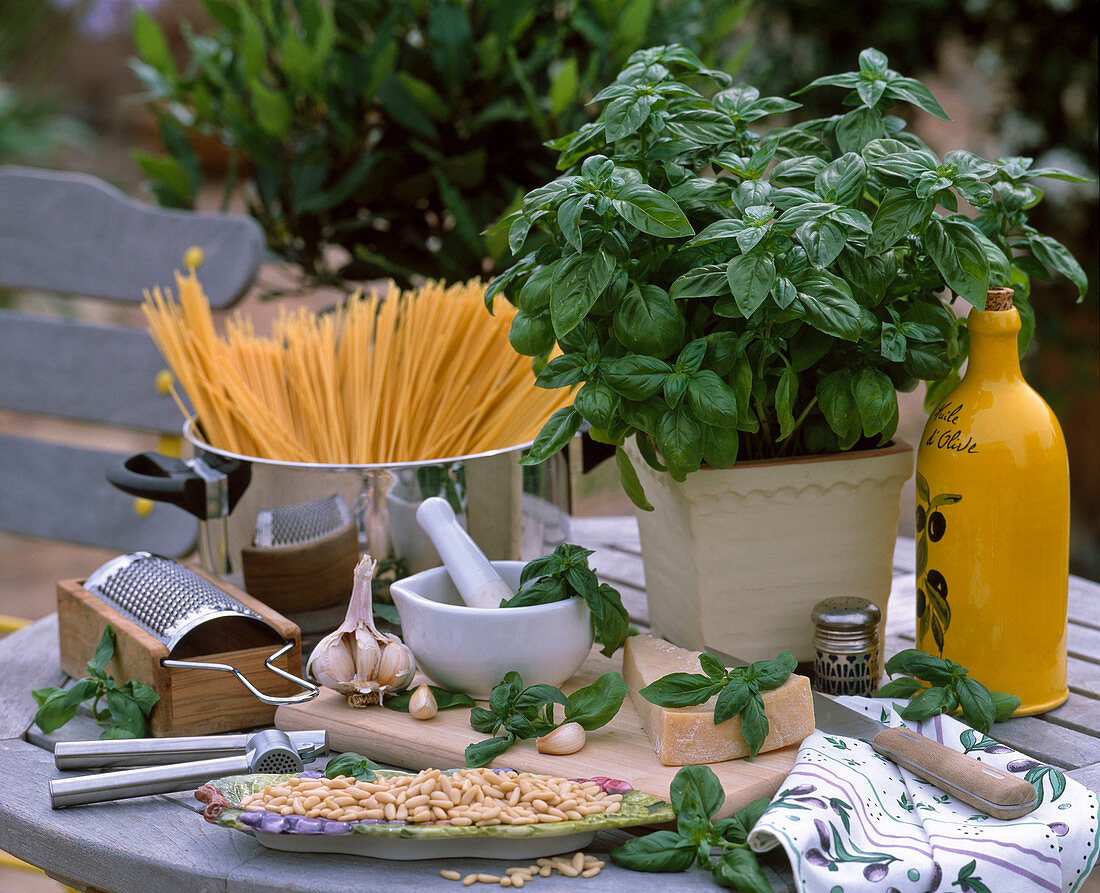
{"left": 670, "top": 764, "right": 725, "bottom": 827}
{"left": 470, "top": 706, "right": 502, "bottom": 734}
{"left": 670, "top": 264, "right": 731, "bottom": 300}
{"left": 698, "top": 652, "right": 728, "bottom": 679}
{"left": 640, "top": 672, "right": 725, "bottom": 708}
{"left": 955, "top": 675, "right": 997, "bottom": 734}
{"left": 519, "top": 406, "right": 582, "bottom": 465}
{"left": 508, "top": 310, "right": 555, "bottom": 357}
{"left": 713, "top": 846, "right": 772, "bottom": 893}
{"left": 687, "top": 370, "right": 739, "bottom": 428}
{"left": 1029, "top": 233, "right": 1088, "bottom": 299}
{"left": 550, "top": 249, "right": 615, "bottom": 339}
{"left": 500, "top": 575, "right": 565, "bottom": 607}
{"left": 702, "top": 424, "right": 740, "bottom": 469}
{"left": 603, "top": 355, "right": 672, "bottom": 400}
{"left": 868, "top": 188, "right": 935, "bottom": 254}
{"left": 657, "top": 405, "right": 704, "bottom": 478}
{"left": 326, "top": 752, "right": 380, "bottom": 781}
{"left": 874, "top": 676, "right": 925, "bottom": 699}
{"left": 88, "top": 625, "right": 116, "bottom": 671}
{"left": 715, "top": 797, "right": 770, "bottom": 845}
{"left": 464, "top": 733, "right": 515, "bottom": 768}
{"left": 775, "top": 364, "right": 798, "bottom": 441}
{"left": 991, "top": 690, "right": 1021, "bottom": 723}
{"left": 604, "top": 92, "right": 656, "bottom": 141}
{"left": 610, "top": 829, "right": 696, "bottom": 872}
{"left": 535, "top": 354, "right": 586, "bottom": 390}
{"left": 586, "top": 583, "right": 631, "bottom": 656}
{"left": 924, "top": 218, "right": 990, "bottom": 310}
{"left": 616, "top": 446, "right": 654, "bottom": 511}
{"left": 613, "top": 285, "right": 685, "bottom": 357}
{"left": 61, "top": 678, "right": 100, "bottom": 711}
{"left": 739, "top": 695, "right": 770, "bottom": 758}
{"left": 853, "top": 368, "right": 897, "bottom": 438}
{"left": 564, "top": 671, "right": 627, "bottom": 730}
{"left": 794, "top": 275, "right": 862, "bottom": 342}
{"left": 751, "top": 650, "right": 797, "bottom": 690}
{"left": 900, "top": 684, "right": 957, "bottom": 721}
{"left": 33, "top": 688, "right": 79, "bottom": 734}
{"left": 796, "top": 217, "right": 846, "bottom": 267}
{"left": 514, "top": 683, "right": 570, "bottom": 714}
{"left": 105, "top": 690, "right": 148, "bottom": 737}
{"left": 884, "top": 648, "right": 954, "bottom": 683}
{"left": 714, "top": 680, "right": 756, "bottom": 726}
{"left": 612, "top": 184, "right": 693, "bottom": 238}
{"left": 726, "top": 253, "right": 775, "bottom": 318}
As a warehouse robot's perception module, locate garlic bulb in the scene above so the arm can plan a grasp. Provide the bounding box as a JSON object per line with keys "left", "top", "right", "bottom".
{"left": 306, "top": 555, "right": 416, "bottom": 702}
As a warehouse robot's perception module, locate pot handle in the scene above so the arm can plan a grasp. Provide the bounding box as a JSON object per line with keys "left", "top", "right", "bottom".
{"left": 162, "top": 642, "right": 319, "bottom": 706}
{"left": 107, "top": 452, "right": 251, "bottom": 521}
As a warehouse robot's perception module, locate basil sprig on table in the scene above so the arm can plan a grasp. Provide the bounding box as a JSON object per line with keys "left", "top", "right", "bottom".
{"left": 500, "top": 543, "right": 630, "bottom": 657}
{"left": 465, "top": 670, "right": 627, "bottom": 768}
{"left": 32, "top": 625, "right": 159, "bottom": 739}
{"left": 325, "top": 752, "right": 381, "bottom": 782}
{"left": 640, "top": 651, "right": 796, "bottom": 759}
{"left": 612, "top": 765, "right": 771, "bottom": 893}
{"left": 875, "top": 649, "right": 1020, "bottom": 734}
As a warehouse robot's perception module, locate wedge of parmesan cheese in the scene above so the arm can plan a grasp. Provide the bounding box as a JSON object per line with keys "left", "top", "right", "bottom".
{"left": 622, "top": 634, "right": 815, "bottom": 766}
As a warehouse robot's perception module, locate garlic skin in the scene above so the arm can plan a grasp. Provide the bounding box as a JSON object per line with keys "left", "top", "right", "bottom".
{"left": 409, "top": 684, "right": 438, "bottom": 720}
{"left": 536, "top": 722, "right": 586, "bottom": 755}
{"left": 306, "top": 555, "right": 416, "bottom": 702}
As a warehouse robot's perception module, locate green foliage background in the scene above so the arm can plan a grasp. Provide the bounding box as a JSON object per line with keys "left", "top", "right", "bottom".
{"left": 132, "top": 0, "right": 750, "bottom": 290}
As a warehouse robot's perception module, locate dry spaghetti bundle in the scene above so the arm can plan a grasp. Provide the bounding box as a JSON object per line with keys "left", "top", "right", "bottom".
{"left": 142, "top": 272, "right": 572, "bottom": 464}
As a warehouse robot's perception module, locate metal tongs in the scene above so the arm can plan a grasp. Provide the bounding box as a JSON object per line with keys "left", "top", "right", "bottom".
{"left": 49, "top": 728, "right": 328, "bottom": 808}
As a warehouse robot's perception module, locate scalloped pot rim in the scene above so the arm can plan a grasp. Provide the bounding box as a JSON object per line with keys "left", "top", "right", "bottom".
{"left": 695, "top": 439, "right": 913, "bottom": 472}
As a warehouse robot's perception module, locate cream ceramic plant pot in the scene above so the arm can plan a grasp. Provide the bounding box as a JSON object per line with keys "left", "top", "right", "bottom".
{"left": 626, "top": 438, "right": 914, "bottom": 663}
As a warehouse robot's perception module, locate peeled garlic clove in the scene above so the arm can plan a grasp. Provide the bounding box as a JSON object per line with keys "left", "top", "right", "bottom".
{"left": 409, "top": 684, "right": 437, "bottom": 720}
{"left": 377, "top": 640, "right": 416, "bottom": 690}
{"left": 536, "top": 722, "right": 586, "bottom": 755}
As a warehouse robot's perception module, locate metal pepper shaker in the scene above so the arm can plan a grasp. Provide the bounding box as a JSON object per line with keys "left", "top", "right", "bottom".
{"left": 811, "top": 597, "right": 882, "bottom": 697}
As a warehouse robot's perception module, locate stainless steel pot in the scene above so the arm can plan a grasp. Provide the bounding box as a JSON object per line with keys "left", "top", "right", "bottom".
{"left": 108, "top": 421, "right": 572, "bottom": 620}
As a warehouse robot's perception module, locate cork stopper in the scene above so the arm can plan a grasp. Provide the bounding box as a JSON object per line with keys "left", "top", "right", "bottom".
{"left": 984, "top": 287, "right": 1014, "bottom": 311}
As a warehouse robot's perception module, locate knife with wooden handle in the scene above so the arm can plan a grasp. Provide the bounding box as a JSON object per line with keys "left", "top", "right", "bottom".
{"left": 705, "top": 647, "right": 1038, "bottom": 820}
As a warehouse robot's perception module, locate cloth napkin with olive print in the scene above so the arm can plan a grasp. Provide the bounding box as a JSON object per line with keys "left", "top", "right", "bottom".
{"left": 748, "top": 697, "right": 1098, "bottom": 893}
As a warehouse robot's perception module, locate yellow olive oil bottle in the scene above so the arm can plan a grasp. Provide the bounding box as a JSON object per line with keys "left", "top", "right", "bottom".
{"left": 915, "top": 287, "right": 1069, "bottom": 714}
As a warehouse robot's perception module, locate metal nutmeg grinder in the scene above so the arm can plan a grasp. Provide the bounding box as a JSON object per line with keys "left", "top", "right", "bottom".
{"left": 810, "top": 596, "right": 882, "bottom": 697}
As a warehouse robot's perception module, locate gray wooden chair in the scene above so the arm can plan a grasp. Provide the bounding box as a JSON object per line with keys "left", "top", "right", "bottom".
{"left": 0, "top": 165, "right": 264, "bottom": 557}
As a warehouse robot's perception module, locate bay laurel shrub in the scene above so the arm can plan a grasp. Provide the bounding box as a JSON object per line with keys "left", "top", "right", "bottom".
{"left": 130, "top": 0, "right": 748, "bottom": 289}
{"left": 491, "top": 45, "right": 1088, "bottom": 508}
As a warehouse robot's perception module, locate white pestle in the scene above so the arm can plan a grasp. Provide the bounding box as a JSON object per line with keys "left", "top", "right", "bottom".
{"left": 415, "top": 497, "right": 514, "bottom": 609}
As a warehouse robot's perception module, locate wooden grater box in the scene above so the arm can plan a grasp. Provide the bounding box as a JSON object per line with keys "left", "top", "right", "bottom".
{"left": 57, "top": 565, "right": 306, "bottom": 737}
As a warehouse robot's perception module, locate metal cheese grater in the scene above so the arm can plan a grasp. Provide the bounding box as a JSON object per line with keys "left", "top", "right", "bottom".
{"left": 83, "top": 552, "right": 317, "bottom": 705}
{"left": 253, "top": 493, "right": 352, "bottom": 548}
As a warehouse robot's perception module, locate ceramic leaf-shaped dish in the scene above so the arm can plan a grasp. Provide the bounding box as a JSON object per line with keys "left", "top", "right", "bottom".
{"left": 197, "top": 769, "right": 674, "bottom": 860}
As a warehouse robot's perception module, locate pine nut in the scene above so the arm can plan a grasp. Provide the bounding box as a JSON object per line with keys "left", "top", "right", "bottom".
{"left": 476, "top": 874, "right": 500, "bottom": 883}
{"left": 440, "top": 869, "right": 461, "bottom": 881}
{"left": 462, "top": 875, "right": 478, "bottom": 886}
{"left": 582, "top": 867, "right": 601, "bottom": 877}
{"left": 572, "top": 852, "right": 585, "bottom": 872}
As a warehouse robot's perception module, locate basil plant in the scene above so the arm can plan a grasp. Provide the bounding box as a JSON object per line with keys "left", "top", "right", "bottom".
{"left": 487, "top": 45, "right": 1088, "bottom": 509}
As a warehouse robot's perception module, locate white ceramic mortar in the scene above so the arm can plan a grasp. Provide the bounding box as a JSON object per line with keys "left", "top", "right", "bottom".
{"left": 389, "top": 561, "right": 593, "bottom": 699}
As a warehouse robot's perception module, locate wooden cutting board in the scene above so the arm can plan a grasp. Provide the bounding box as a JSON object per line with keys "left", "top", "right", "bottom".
{"left": 275, "top": 647, "right": 802, "bottom": 819}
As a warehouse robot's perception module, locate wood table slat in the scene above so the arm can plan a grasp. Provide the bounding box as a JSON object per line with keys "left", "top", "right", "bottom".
{"left": 0, "top": 614, "right": 65, "bottom": 741}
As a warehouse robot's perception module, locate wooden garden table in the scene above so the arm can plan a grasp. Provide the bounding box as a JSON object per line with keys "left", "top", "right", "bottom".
{"left": 1, "top": 517, "right": 1098, "bottom": 892}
